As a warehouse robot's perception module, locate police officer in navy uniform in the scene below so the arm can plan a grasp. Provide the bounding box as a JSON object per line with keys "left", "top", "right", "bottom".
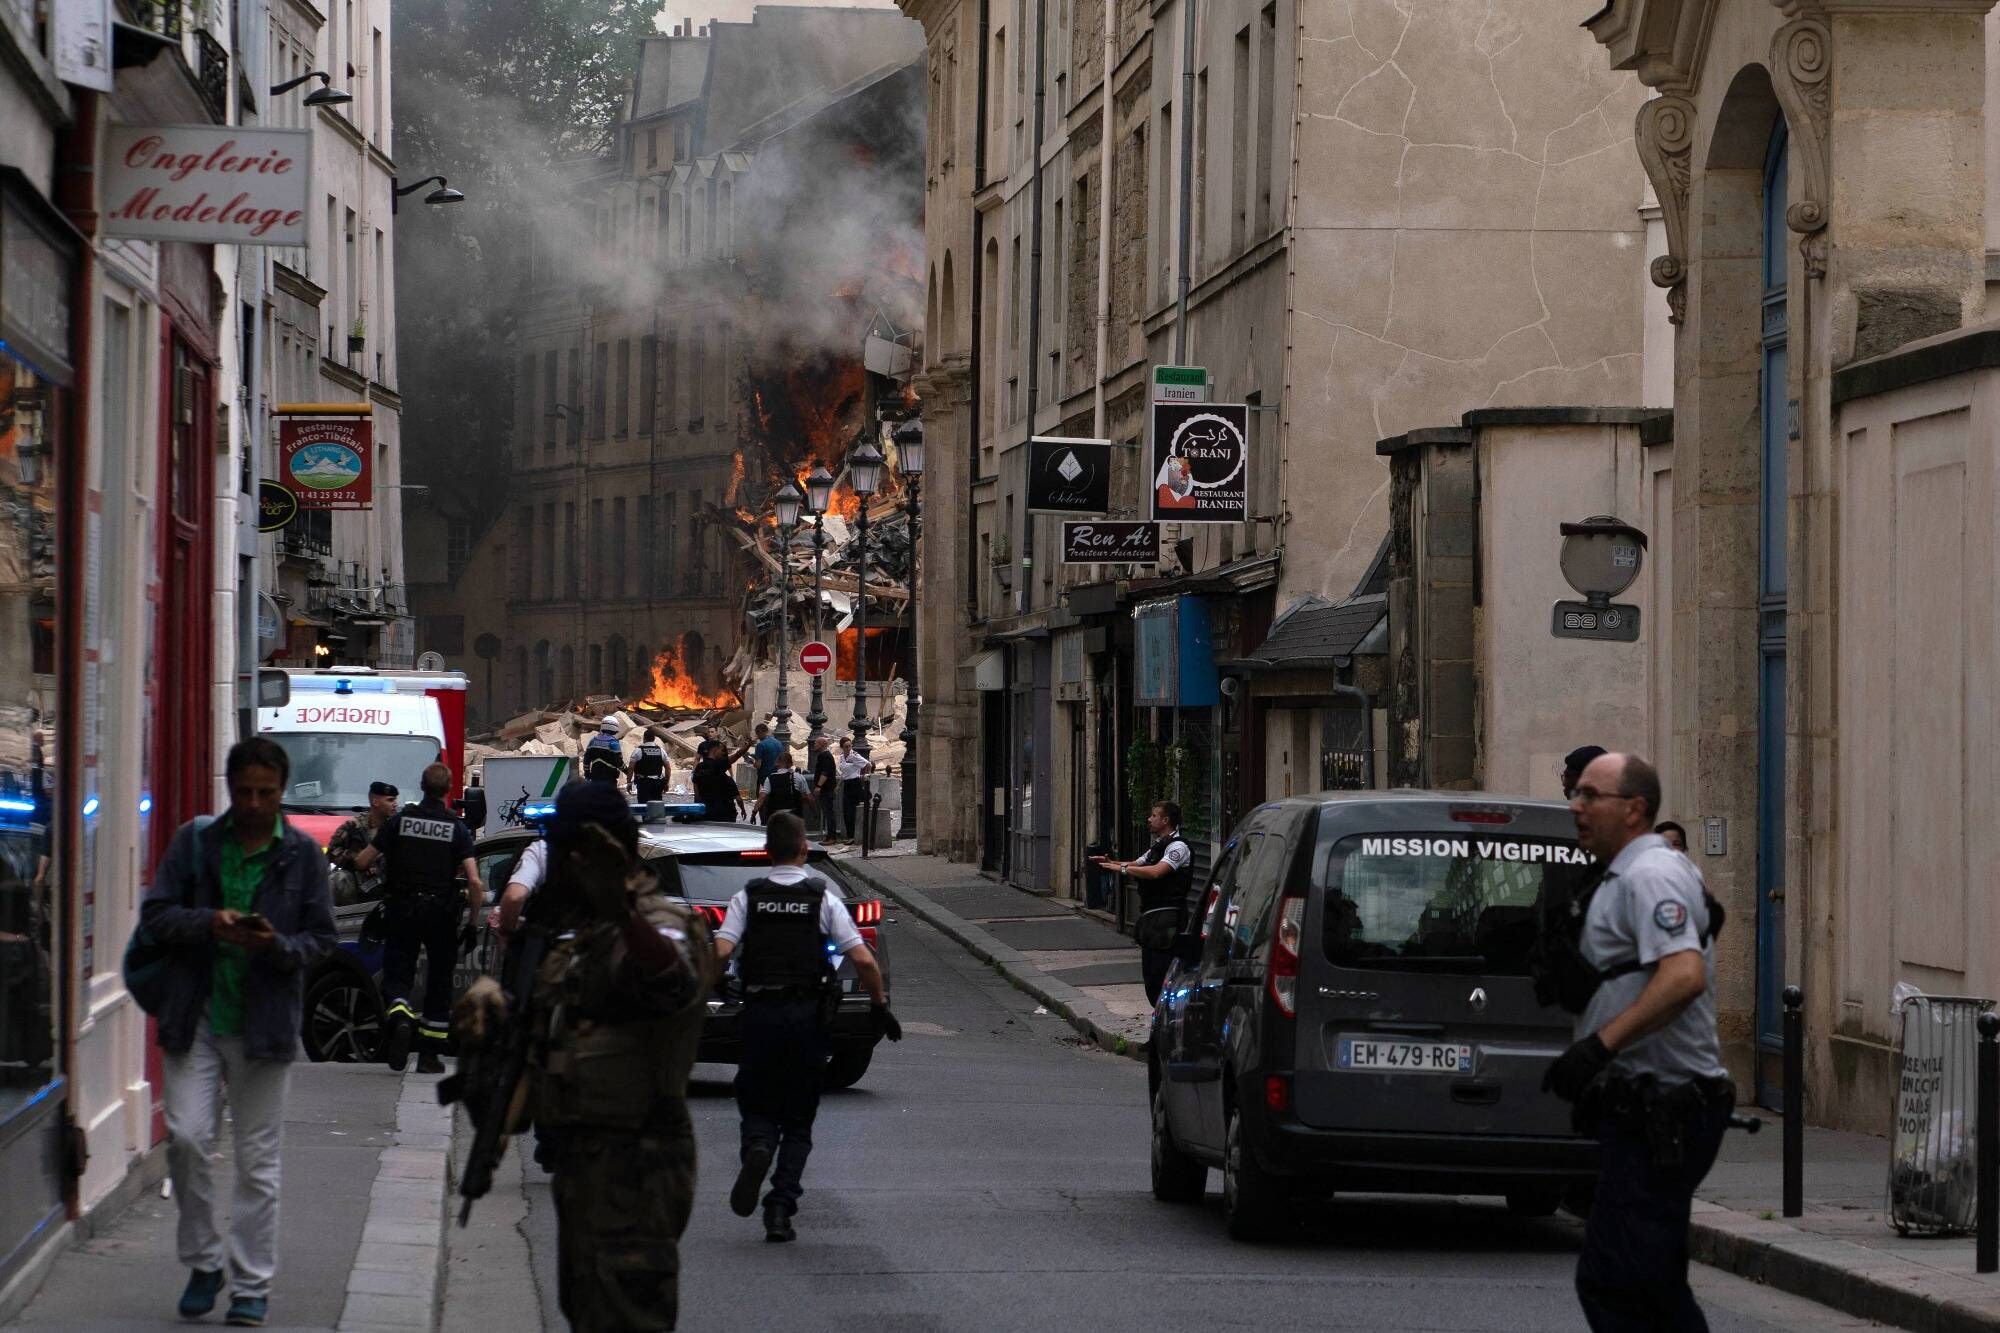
{"left": 1543, "top": 752, "right": 1731, "bottom": 1332}
{"left": 632, "top": 730, "right": 672, "bottom": 804}
{"left": 712, "top": 813, "right": 899, "bottom": 1241}
{"left": 583, "top": 720, "right": 628, "bottom": 789}
{"left": 353, "top": 763, "right": 481, "bottom": 1073}
{"left": 1091, "top": 801, "right": 1193, "bottom": 1005}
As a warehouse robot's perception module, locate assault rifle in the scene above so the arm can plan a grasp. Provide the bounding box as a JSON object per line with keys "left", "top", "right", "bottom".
{"left": 438, "top": 925, "right": 547, "bottom": 1225}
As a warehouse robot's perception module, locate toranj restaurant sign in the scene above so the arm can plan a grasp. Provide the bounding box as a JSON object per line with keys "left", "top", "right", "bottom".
{"left": 102, "top": 126, "right": 312, "bottom": 246}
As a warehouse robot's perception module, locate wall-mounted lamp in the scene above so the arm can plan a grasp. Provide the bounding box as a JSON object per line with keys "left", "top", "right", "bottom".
{"left": 271, "top": 70, "right": 353, "bottom": 107}
{"left": 392, "top": 175, "right": 466, "bottom": 215}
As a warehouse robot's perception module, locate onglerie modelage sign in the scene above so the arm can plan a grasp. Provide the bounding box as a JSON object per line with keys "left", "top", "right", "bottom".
{"left": 280, "top": 419, "right": 373, "bottom": 509}
{"left": 103, "top": 126, "right": 312, "bottom": 245}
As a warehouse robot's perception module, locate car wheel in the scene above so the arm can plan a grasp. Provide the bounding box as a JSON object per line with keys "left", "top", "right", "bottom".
{"left": 822, "top": 1045, "right": 873, "bottom": 1090}
{"left": 1150, "top": 1078, "right": 1207, "bottom": 1202}
{"left": 304, "top": 972, "right": 384, "bottom": 1064}
{"left": 1222, "top": 1105, "right": 1284, "bottom": 1242}
{"left": 1505, "top": 1188, "right": 1561, "bottom": 1218}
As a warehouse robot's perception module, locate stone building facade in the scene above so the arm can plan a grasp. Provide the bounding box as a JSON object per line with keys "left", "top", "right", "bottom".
{"left": 900, "top": 0, "right": 1656, "bottom": 890}
{"left": 1579, "top": 0, "right": 2000, "bottom": 1129}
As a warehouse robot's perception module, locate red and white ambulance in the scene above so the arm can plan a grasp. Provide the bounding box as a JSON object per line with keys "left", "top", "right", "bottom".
{"left": 256, "top": 667, "right": 468, "bottom": 850}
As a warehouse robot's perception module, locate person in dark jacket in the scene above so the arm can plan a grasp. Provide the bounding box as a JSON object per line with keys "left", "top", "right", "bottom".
{"left": 692, "top": 740, "right": 741, "bottom": 822}
{"left": 140, "top": 736, "right": 336, "bottom": 1328}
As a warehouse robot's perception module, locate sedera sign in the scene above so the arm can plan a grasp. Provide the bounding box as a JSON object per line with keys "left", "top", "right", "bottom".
{"left": 102, "top": 126, "right": 313, "bottom": 246}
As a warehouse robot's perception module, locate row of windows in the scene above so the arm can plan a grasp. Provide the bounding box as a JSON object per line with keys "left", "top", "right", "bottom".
{"left": 531, "top": 173, "right": 739, "bottom": 286}
{"left": 512, "top": 632, "right": 726, "bottom": 707}
{"left": 516, "top": 327, "right": 730, "bottom": 452}
{"left": 511, "top": 491, "right": 729, "bottom": 604}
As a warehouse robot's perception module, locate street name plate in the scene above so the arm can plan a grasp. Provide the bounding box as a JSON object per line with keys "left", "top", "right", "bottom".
{"left": 1550, "top": 600, "right": 1640, "bottom": 642}
{"left": 1152, "top": 364, "right": 1210, "bottom": 404}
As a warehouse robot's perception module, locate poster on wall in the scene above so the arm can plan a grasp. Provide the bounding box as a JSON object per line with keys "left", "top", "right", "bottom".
{"left": 54, "top": 0, "right": 113, "bottom": 91}
{"left": 279, "top": 418, "right": 372, "bottom": 509}
{"left": 1150, "top": 402, "right": 1249, "bottom": 523}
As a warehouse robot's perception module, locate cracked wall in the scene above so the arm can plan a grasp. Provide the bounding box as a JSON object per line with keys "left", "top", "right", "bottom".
{"left": 1284, "top": 0, "right": 1649, "bottom": 603}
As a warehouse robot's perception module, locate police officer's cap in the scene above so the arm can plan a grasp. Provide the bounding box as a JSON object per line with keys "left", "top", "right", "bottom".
{"left": 1563, "top": 745, "right": 1607, "bottom": 775}
{"left": 369, "top": 780, "right": 399, "bottom": 798}
{"left": 550, "top": 780, "right": 638, "bottom": 855}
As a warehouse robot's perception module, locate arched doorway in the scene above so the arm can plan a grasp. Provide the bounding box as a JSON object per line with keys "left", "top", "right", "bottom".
{"left": 1756, "top": 120, "right": 1790, "bottom": 1102}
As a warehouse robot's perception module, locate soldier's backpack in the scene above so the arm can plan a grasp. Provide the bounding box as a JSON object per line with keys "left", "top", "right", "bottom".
{"left": 1528, "top": 857, "right": 1726, "bottom": 1014}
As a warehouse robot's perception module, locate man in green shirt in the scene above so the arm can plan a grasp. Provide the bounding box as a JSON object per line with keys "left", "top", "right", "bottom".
{"left": 142, "top": 738, "right": 335, "bottom": 1328}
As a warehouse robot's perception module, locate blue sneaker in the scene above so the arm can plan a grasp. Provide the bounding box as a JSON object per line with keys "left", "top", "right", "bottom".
{"left": 178, "top": 1268, "right": 224, "bottom": 1318}
{"left": 223, "top": 1295, "right": 268, "bottom": 1327}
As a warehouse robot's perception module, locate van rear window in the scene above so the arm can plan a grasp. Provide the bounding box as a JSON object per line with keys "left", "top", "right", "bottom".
{"left": 1319, "top": 833, "right": 1591, "bottom": 974}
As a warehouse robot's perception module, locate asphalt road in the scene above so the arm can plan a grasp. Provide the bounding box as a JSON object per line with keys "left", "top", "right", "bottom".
{"left": 440, "top": 911, "right": 1878, "bottom": 1333}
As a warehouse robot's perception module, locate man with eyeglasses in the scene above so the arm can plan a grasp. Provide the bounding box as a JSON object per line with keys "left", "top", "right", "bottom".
{"left": 1545, "top": 752, "right": 1729, "bottom": 1333}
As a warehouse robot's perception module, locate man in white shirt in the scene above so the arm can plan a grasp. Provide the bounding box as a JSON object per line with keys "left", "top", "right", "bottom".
{"left": 712, "top": 813, "right": 898, "bottom": 1241}
{"left": 834, "top": 735, "right": 872, "bottom": 847}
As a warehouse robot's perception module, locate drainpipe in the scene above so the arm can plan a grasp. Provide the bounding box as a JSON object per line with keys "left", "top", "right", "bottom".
{"left": 1021, "top": 0, "right": 1048, "bottom": 614}
{"left": 1173, "top": 0, "right": 1196, "bottom": 365}
{"left": 1092, "top": 0, "right": 1114, "bottom": 439}
{"left": 968, "top": 0, "right": 990, "bottom": 619}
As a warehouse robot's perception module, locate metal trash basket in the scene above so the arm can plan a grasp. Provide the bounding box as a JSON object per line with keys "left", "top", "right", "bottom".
{"left": 1889, "top": 993, "right": 1997, "bottom": 1236}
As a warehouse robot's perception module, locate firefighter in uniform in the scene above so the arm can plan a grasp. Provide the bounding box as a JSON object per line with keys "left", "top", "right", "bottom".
{"left": 713, "top": 812, "right": 899, "bottom": 1241}
{"left": 1544, "top": 752, "right": 1730, "bottom": 1333}
{"left": 1091, "top": 800, "right": 1193, "bottom": 1005}
{"left": 353, "top": 763, "right": 480, "bottom": 1073}
{"left": 583, "top": 720, "right": 628, "bottom": 788}
{"left": 632, "top": 731, "right": 672, "bottom": 804}
{"left": 512, "top": 780, "right": 713, "bottom": 1331}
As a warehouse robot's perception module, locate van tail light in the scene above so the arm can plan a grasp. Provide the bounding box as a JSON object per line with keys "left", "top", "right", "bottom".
{"left": 1264, "top": 1074, "right": 1292, "bottom": 1116}
{"left": 851, "top": 898, "right": 882, "bottom": 926}
{"left": 1268, "top": 892, "right": 1305, "bottom": 1018}
{"left": 1450, "top": 804, "right": 1515, "bottom": 825}
{"left": 858, "top": 925, "right": 878, "bottom": 950}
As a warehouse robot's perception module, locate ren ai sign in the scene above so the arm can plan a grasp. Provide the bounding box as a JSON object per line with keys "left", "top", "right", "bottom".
{"left": 102, "top": 126, "right": 312, "bottom": 246}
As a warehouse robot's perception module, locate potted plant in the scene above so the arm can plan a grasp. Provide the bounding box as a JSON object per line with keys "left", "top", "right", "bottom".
{"left": 347, "top": 317, "right": 365, "bottom": 357}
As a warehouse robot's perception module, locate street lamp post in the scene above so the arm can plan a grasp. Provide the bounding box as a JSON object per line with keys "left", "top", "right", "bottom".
{"left": 893, "top": 422, "right": 923, "bottom": 839}
{"left": 804, "top": 466, "right": 834, "bottom": 742}
{"left": 772, "top": 482, "right": 803, "bottom": 736}
{"left": 847, "top": 443, "right": 884, "bottom": 757}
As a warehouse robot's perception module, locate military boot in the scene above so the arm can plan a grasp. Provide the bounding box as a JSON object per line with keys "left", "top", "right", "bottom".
{"left": 762, "top": 1201, "right": 796, "bottom": 1243}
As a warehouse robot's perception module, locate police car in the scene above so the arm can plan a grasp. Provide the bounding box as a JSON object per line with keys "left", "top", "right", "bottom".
{"left": 1149, "top": 791, "right": 1596, "bottom": 1239}
{"left": 471, "top": 808, "right": 892, "bottom": 1089}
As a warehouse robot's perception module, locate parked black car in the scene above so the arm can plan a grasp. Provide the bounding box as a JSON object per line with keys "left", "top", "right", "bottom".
{"left": 1149, "top": 791, "right": 1598, "bottom": 1239}
{"left": 472, "top": 817, "right": 891, "bottom": 1089}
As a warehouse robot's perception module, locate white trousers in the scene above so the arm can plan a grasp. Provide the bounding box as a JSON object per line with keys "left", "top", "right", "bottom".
{"left": 162, "top": 1020, "right": 292, "bottom": 1297}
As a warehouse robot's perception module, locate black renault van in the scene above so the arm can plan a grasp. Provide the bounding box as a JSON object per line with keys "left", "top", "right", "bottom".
{"left": 1148, "top": 791, "right": 1598, "bottom": 1239}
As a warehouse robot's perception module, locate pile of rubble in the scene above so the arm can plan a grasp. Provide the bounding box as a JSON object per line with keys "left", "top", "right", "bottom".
{"left": 467, "top": 668, "right": 909, "bottom": 789}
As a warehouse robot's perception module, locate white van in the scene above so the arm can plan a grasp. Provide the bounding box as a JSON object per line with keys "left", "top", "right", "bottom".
{"left": 257, "top": 673, "right": 447, "bottom": 849}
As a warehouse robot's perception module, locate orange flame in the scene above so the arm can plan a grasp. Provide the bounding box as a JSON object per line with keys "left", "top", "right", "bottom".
{"left": 635, "top": 643, "right": 739, "bottom": 711}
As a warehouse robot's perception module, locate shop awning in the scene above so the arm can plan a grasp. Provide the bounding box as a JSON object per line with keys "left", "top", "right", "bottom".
{"left": 956, "top": 648, "right": 1006, "bottom": 692}
{"left": 1239, "top": 593, "right": 1386, "bottom": 672}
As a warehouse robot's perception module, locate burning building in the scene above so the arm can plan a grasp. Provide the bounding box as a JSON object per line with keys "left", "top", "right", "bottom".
{"left": 414, "top": 6, "right": 924, "bottom": 729}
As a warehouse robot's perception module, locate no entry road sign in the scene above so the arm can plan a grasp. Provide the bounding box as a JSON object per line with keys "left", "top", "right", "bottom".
{"left": 799, "top": 641, "right": 834, "bottom": 676}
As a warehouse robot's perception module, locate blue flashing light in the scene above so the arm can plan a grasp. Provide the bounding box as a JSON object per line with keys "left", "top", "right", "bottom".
{"left": 139, "top": 795, "right": 154, "bottom": 815}
{"left": 520, "top": 802, "right": 556, "bottom": 819}
{"left": 82, "top": 795, "right": 99, "bottom": 818}
{"left": 287, "top": 676, "right": 394, "bottom": 694}
{"left": 0, "top": 797, "right": 35, "bottom": 815}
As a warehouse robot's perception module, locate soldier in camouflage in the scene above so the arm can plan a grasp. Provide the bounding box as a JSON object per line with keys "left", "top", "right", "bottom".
{"left": 326, "top": 781, "right": 398, "bottom": 900}
{"left": 521, "top": 781, "right": 714, "bottom": 1332}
